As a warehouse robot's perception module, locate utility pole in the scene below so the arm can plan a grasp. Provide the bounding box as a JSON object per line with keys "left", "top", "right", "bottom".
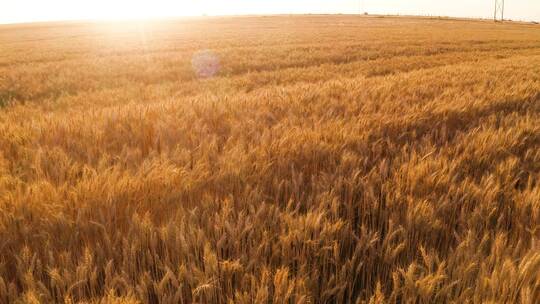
{"left": 494, "top": 0, "right": 505, "bottom": 22}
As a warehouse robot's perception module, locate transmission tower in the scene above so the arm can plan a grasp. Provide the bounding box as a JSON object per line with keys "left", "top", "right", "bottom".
{"left": 359, "top": 0, "right": 367, "bottom": 15}
{"left": 494, "top": 0, "right": 505, "bottom": 21}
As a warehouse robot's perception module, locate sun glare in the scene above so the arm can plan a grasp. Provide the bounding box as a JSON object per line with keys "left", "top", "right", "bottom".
{"left": 3, "top": 0, "right": 214, "bottom": 23}
{"left": 82, "top": 1, "right": 202, "bottom": 21}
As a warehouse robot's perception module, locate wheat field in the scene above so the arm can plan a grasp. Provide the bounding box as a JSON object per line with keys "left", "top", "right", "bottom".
{"left": 0, "top": 15, "right": 540, "bottom": 303}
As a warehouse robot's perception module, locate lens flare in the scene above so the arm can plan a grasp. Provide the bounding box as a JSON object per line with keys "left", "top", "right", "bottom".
{"left": 191, "top": 50, "right": 220, "bottom": 78}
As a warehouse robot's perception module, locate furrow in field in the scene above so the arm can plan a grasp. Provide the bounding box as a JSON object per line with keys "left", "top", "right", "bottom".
{"left": 1, "top": 45, "right": 539, "bottom": 109}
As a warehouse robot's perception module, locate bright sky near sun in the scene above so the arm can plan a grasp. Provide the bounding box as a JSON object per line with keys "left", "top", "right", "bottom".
{"left": 1, "top": 0, "right": 539, "bottom": 24}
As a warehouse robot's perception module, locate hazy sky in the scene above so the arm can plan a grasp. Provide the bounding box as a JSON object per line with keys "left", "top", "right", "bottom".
{"left": 1, "top": 0, "right": 539, "bottom": 24}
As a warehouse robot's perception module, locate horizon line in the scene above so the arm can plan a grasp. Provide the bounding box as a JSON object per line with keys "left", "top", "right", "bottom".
{"left": 1, "top": 13, "right": 539, "bottom": 27}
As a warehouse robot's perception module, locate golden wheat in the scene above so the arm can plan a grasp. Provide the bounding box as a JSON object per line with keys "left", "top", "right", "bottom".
{"left": 0, "top": 15, "right": 539, "bottom": 303}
